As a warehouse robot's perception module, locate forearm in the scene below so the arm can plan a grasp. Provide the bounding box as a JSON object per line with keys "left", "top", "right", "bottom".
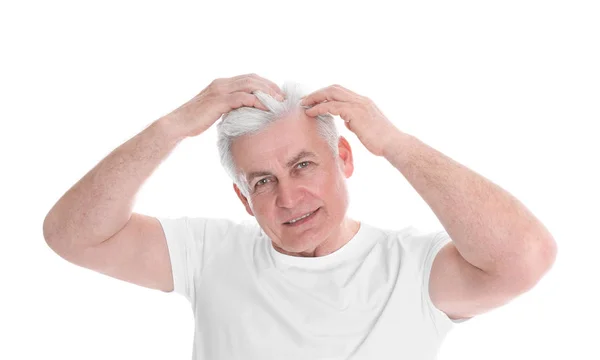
{"left": 382, "top": 130, "right": 556, "bottom": 277}
{"left": 43, "top": 115, "right": 186, "bottom": 250}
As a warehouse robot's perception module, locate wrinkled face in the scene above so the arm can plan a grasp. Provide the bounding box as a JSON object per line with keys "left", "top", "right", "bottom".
{"left": 231, "top": 109, "right": 354, "bottom": 254}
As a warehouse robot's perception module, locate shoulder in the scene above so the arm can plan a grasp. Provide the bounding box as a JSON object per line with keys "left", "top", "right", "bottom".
{"left": 166, "top": 216, "right": 259, "bottom": 252}
{"left": 393, "top": 227, "right": 475, "bottom": 322}
{"left": 185, "top": 216, "right": 248, "bottom": 236}
{"left": 391, "top": 225, "right": 448, "bottom": 255}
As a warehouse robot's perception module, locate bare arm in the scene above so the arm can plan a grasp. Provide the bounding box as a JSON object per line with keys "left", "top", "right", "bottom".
{"left": 42, "top": 74, "right": 284, "bottom": 292}
{"left": 42, "top": 116, "right": 185, "bottom": 251}
{"left": 42, "top": 73, "right": 284, "bottom": 253}
{"left": 300, "top": 84, "right": 557, "bottom": 320}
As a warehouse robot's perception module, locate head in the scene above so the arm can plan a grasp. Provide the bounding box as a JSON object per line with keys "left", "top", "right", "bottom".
{"left": 216, "top": 81, "right": 356, "bottom": 255}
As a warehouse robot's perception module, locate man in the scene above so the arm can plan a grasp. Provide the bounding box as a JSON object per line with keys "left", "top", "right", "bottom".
{"left": 43, "top": 73, "right": 557, "bottom": 359}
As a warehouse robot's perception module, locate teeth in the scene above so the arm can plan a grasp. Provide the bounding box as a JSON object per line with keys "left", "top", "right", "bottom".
{"left": 287, "top": 210, "right": 314, "bottom": 224}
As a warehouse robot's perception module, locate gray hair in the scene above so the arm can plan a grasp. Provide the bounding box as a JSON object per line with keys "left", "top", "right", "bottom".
{"left": 216, "top": 81, "right": 340, "bottom": 198}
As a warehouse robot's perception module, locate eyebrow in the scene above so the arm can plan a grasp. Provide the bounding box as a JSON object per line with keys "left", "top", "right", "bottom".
{"left": 246, "top": 150, "right": 317, "bottom": 185}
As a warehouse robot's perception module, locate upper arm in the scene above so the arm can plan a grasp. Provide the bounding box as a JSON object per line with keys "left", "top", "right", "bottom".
{"left": 48, "top": 213, "right": 175, "bottom": 293}
{"left": 429, "top": 241, "right": 527, "bottom": 321}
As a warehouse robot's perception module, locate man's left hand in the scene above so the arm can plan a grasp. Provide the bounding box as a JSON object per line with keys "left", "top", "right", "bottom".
{"left": 300, "top": 84, "right": 401, "bottom": 157}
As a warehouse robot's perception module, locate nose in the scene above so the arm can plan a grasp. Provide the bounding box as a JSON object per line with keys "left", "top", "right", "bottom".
{"left": 275, "top": 180, "right": 303, "bottom": 208}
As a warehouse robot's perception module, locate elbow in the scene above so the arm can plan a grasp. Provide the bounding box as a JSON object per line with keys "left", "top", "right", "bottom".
{"left": 507, "top": 236, "right": 558, "bottom": 293}
{"left": 531, "top": 236, "right": 558, "bottom": 282}
{"left": 43, "top": 214, "right": 67, "bottom": 251}
{"left": 43, "top": 214, "right": 60, "bottom": 243}
{"left": 43, "top": 215, "right": 56, "bottom": 243}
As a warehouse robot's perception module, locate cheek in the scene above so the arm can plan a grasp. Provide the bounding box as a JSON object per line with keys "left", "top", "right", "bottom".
{"left": 251, "top": 199, "right": 267, "bottom": 214}
{"left": 311, "top": 169, "right": 341, "bottom": 194}
{"left": 251, "top": 198, "right": 277, "bottom": 221}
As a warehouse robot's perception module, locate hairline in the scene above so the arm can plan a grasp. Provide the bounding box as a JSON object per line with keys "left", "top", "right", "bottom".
{"left": 216, "top": 81, "right": 340, "bottom": 198}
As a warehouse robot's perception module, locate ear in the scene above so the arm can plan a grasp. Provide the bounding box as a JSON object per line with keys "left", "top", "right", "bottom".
{"left": 233, "top": 183, "right": 254, "bottom": 217}
{"left": 337, "top": 136, "right": 354, "bottom": 178}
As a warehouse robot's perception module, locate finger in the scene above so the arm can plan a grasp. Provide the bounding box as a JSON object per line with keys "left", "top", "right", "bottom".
{"left": 227, "top": 92, "right": 269, "bottom": 111}
{"left": 300, "top": 85, "right": 359, "bottom": 106}
{"left": 251, "top": 75, "right": 285, "bottom": 100}
{"left": 227, "top": 74, "right": 284, "bottom": 100}
{"left": 241, "top": 74, "right": 285, "bottom": 99}
{"left": 230, "top": 77, "right": 284, "bottom": 101}
{"left": 305, "top": 101, "right": 349, "bottom": 119}
{"left": 228, "top": 73, "right": 255, "bottom": 81}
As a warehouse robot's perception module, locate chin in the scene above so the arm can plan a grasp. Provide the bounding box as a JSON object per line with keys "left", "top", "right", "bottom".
{"left": 284, "top": 225, "right": 333, "bottom": 252}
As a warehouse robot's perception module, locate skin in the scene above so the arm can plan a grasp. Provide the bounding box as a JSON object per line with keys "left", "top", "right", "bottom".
{"left": 232, "top": 108, "right": 361, "bottom": 257}
{"left": 300, "top": 84, "right": 556, "bottom": 321}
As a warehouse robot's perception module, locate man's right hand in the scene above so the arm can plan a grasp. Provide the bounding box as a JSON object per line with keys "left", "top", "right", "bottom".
{"left": 164, "top": 73, "right": 285, "bottom": 138}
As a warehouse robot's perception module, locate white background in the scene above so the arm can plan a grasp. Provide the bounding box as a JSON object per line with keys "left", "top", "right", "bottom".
{"left": 2, "top": 1, "right": 598, "bottom": 359}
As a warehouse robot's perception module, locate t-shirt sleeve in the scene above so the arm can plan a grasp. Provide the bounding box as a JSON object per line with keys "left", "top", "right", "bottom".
{"left": 156, "top": 216, "right": 237, "bottom": 305}
{"left": 398, "top": 227, "right": 473, "bottom": 336}
{"left": 155, "top": 216, "right": 198, "bottom": 304}
{"left": 420, "top": 230, "right": 472, "bottom": 330}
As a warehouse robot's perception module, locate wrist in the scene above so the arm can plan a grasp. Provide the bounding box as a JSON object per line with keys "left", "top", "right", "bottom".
{"left": 382, "top": 130, "right": 413, "bottom": 159}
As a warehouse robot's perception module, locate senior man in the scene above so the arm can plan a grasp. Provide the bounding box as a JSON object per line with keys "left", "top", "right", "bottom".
{"left": 43, "top": 73, "right": 557, "bottom": 359}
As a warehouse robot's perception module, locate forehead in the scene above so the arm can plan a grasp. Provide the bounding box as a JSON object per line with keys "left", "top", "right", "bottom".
{"left": 231, "top": 111, "right": 326, "bottom": 175}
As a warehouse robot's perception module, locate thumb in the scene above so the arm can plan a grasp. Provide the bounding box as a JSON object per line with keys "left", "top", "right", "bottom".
{"left": 344, "top": 120, "right": 351, "bottom": 131}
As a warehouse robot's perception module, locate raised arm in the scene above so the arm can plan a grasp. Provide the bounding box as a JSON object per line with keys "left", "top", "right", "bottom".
{"left": 42, "top": 73, "right": 284, "bottom": 291}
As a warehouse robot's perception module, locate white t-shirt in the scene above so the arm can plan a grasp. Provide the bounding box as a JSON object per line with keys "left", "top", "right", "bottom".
{"left": 157, "top": 216, "right": 469, "bottom": 360}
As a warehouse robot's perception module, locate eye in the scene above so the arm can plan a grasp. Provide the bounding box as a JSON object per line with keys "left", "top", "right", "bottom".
{"left": 296, "top": 161, "right": 312, "bottom": 169}
{"left": 254, "top": 162, "right": 312, "bottom": 189}
{"left": 255, "top": 178, "right": 270, "bottom": 188}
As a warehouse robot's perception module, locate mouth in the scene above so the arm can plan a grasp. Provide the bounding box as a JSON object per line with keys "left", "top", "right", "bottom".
{"left": 283, "top": 207, "right": 320, "bottom": 226}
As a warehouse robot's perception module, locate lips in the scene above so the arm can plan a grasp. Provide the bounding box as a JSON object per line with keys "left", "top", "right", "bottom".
{"left": 283, "top": 208, "right": 319, "bottom": 225}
